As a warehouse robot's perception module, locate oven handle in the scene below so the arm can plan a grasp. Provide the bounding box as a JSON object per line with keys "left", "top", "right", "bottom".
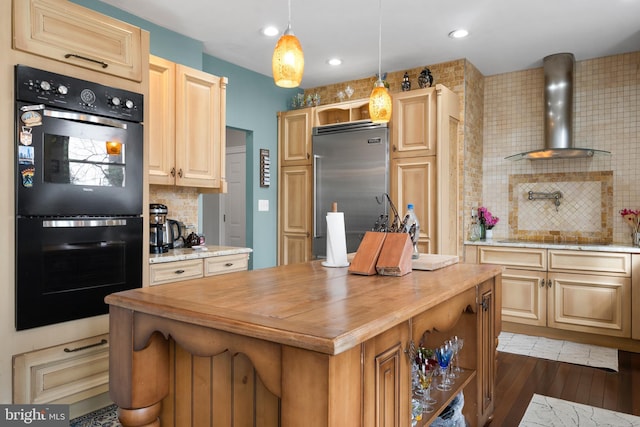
{"left": 43, "top": 219, "right": 128, "bottom": 228}
{"left": 43, "top": 109, "right": 128, "bottom": 130}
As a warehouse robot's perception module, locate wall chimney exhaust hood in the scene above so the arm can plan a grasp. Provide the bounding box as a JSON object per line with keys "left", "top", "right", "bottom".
{"left": 505, "top": 53, "right": 610, "bottom": 160}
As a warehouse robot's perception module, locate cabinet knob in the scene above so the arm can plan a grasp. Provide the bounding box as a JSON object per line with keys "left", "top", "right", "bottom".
{"left": 392, "top": 145, "right": 397, "bottom": 152}
{"left": 170, "top": 167, "right": 176, "bottom": 177}
{"left": 225, "top": 263, "right": 234, "bottom": 267}
{"left": 175, "top": 269, "right": 185, "bottom": 274}
{"left": 547, "top": 279, "right": 552, "bottom": 288}
{"left": 540, "top": 279, "right": 545, "bottom": 287}
{"left": 178, "top": 169, "right": 183, "bottom": 178}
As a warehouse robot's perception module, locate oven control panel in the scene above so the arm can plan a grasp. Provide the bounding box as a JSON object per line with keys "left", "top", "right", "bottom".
{"left": 15, "top": 64, "right": 143, "bottom": 123}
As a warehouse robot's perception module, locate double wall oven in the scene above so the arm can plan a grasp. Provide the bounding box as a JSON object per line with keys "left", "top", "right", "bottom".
{"left": 15, "top": 65, "right": 144, "bottom": 330}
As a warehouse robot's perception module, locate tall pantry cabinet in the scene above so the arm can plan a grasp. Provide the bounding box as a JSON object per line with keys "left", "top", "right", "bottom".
{"left": 277, "top": 107, "right": 314, "bottom": 265}
{"left": 391, "top": 85, "right": 460, "bottom": 256}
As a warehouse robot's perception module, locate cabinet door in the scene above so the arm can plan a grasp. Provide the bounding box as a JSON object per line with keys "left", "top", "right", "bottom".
{"left": 279, "top": 166, "right": 312, "bottom": 265}
{"left": 390, "top": 156, "right": 436, "bottom": 254}
{"left": 14, "top": 0, "right": 143, "bottom": 81}
{"left": 501, "top": 268, "right": 547, "bottom": 326}
{"left": 548, "top": 272, "right": 631, "bottom": 337}
{"left": 175, "top": 65, "right": 227, "bottom": 189}
{"left": 148, "top": 55, "right": 176, "bottom": 185}
{"left": 391, "top": 88, "right": 436, "bottom": 157}
{"left": 278, "top": 109, "right": 313, "bottom": 166}
{"left": 362, "top": 323, "right": 409, "bottom": 427}
{"left": 477, "top": 280, "right": 496, "bottom": 427}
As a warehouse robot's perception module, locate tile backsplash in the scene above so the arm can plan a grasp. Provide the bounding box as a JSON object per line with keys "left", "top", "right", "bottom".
{"left": 149, "top": 185, "right": 199, "bottom": 231}
{"left": 509, "top": 171, "right": 613, "bottom": 243}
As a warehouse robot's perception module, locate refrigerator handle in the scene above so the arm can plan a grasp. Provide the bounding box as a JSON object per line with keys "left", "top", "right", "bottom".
{"left": 313, "top": 154, "right": 320, "bottom": 238}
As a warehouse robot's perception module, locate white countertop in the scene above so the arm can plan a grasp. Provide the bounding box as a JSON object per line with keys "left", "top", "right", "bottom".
{"left": 149, "top": 245, "right": 253, "bottom": 264}
{"left": 464, "top": 239, "right": 640, "bottom": 254}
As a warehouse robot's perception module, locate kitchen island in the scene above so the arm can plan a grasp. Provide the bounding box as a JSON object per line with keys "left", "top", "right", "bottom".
{"left": 106, "top": 261, "right": 502, "bottom": 427}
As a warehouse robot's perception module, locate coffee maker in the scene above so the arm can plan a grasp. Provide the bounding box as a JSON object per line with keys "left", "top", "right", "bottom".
{"left": 149, "top": 203, "right": 169, "bottom": 254}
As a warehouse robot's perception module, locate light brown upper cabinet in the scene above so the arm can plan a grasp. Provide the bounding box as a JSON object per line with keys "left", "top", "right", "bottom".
{"left": 148, "top": 55, "right": 228, "bottom": 191}
{"left": 14, "top": 0, "right": 144, "bottom": 82}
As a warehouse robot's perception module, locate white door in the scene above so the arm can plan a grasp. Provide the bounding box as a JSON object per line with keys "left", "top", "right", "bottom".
{"left": 223, "top": 146, "right": 246, "bottom": 246}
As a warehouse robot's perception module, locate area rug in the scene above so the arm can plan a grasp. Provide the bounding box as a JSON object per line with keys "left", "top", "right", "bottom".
{"left": 70, "top": 404, "right": 120, "bottom": 427}
{"left": 520, "top": 394, "right": 640, "bottom": 426}
{"left": 498, "top": 332, "right": 618, "bottom": 371}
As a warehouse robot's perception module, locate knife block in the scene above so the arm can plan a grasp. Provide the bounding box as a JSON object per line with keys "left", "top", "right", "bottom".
{"left": 348, "top": 231, "right": 386, "bottom": 275}
{"left": 376, "top": 233, "right": 413, "bottom": 276}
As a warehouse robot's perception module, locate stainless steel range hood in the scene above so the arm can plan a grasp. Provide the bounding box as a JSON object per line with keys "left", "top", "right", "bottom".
{"left": 505, "top": 53, "right": 610, "bottom": 160}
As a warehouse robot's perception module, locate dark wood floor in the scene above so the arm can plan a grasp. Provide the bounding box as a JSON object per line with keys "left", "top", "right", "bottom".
{"left": 490, "top": 350, "right": 640, "bottom": 426}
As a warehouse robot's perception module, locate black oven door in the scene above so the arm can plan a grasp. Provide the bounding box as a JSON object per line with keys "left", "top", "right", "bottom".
{"left": 16, "top": 216, "right": 142, "bottom": 330}
{"left": 16, "top": 102, "right": 143, "bottom": 216}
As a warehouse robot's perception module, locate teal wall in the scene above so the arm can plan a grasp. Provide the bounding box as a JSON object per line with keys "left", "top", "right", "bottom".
{"left": 72, "top": 1, "right": 299, "bottom": 269}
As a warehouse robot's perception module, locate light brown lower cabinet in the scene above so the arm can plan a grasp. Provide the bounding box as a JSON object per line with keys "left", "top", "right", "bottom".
{"left": 149, "top": 253, "right": 250, "bottom": 286}
{"left": 475, "top": 246, "right": 632, "bottom": 338}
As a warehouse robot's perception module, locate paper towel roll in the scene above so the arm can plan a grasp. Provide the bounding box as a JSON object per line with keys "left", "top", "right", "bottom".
{"left": 322, "top": 211, "right": 349, "bottom": 267}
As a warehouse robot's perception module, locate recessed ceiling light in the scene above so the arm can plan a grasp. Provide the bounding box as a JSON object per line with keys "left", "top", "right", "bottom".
{"left": 448, "top": 29, "right": 469, "bottom": 39}
{"left": 327, "top": 58, "right": 342, "bottom": 66}
{"left": 261, "top": 26, "right": 280, "bottom": 37}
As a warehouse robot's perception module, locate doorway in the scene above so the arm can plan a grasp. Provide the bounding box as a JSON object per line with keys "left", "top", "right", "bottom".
{"left": 201, "top": 128, "right": 247, "bottom": 247}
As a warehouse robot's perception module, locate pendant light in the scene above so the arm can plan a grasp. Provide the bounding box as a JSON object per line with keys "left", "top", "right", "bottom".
{"left": 368, "top": 0, "right": 392, "bottom": 123}
{"left": 272, "top": 0, "right": 304, "bottom": 88}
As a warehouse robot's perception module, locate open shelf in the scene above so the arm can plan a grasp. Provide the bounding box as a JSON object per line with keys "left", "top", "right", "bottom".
{"left": 415, "top": 368, "right": 476, "bottom": 427}
{"left": 314, "top": 99, "right": 370, "bottom": 126}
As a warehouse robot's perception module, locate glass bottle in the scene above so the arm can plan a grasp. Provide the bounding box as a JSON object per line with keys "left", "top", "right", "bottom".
{"left": 404, "top": 204, "right": 420, "bottom": 259}
{"left": 469, "top": 208, "right": 481, "bottom": 241}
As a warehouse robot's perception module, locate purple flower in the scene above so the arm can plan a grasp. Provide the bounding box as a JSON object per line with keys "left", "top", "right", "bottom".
{"left": 479, "top": 206, "right": 499, "bottom": 229}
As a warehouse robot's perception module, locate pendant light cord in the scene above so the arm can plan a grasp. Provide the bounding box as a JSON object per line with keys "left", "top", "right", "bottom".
{"left": 377, "top": 0, "right": 382, "bottom": 81}
{"left": 288, "top": 0, "right": 292, "bottom": 29}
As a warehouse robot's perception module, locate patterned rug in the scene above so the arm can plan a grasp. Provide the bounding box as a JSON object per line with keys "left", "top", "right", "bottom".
{"left": 520, "top": 394, "right": 640, "bottom": 426}
{"left": 498, "top": 332, "right": 618, "bottom": 371}
{"left": 70, "top": 404, "right": 120, "bottom": 427}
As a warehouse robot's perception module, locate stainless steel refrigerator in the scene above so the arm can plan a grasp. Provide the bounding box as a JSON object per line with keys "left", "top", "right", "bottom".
{"left": 312, "top": 122, "right": 389, "bottom": 259}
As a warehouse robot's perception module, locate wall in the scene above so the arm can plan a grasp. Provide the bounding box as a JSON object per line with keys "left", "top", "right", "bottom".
{"left": 482, "top": 52, "right": 640, "bottom": 244}
{"left": 74, "top": 0, "right": 298, "bottom": 269}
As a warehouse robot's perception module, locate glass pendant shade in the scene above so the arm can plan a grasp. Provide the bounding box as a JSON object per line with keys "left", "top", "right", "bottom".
{"left": 369, "top": 80, "right": 392, "bottom": 123}
{"left": 272, "top": 27, "right": 304, "bottom": 88}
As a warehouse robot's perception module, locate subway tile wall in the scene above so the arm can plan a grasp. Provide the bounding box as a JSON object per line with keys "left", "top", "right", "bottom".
{"left": 483, "top": 52, "right": 639, "bottom": 244}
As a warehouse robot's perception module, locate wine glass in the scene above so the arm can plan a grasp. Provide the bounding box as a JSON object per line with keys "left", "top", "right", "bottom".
{"left": 435, "top": 344, "right": 453, "bottom": 391}
{"left": 416, "top": 364, "right": 435, "bottom": 413}
{"left": 451, "top": 336, "right": 464, "bottom": 375}
{"left": 447, "top": 338, "right": 459, "bottom": 379}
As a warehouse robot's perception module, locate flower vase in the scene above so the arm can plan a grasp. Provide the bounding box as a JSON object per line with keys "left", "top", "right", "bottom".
{"left": 485, "top": 228, "right": 493, "bottom": 240}
{"left": 634, "top": 232, "right": 640, "bottom": 247}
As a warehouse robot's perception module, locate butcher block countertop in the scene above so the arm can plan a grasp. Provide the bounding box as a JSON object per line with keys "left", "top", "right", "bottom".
{"left": 106, "top": 261, "right": 501, "bottom": 355}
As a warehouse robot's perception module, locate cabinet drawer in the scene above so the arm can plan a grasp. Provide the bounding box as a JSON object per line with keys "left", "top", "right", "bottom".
{"left": 548, "top": 250, "right": 631, "bottom": 276}
{"left": 13, "top": 334, "right": 109, "bottom": 405}
{"left": 478, "top": 246, "right": 546, "bottom": 270}
{"left": 150, "top": 259, "right": 203, "bottom": 285}
{"left": 14, "top": 0, "right": 144, "bottom": 81}
{"left": 205, "top": 254, "right": 248, "bottom": 276}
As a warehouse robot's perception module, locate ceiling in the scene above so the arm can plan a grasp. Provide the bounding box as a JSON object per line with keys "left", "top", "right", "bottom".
{"left": 99, "top": 0, "right": 640, "bottom": 88}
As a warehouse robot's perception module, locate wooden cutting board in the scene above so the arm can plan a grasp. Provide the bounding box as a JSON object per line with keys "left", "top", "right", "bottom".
{"left": 411, "top": 253, "right": 459, "bottom": 271}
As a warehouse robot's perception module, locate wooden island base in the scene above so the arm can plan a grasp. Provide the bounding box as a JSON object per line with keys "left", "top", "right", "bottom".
{"left": 107, "top": 262, "right": 502, "bottom": 427}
